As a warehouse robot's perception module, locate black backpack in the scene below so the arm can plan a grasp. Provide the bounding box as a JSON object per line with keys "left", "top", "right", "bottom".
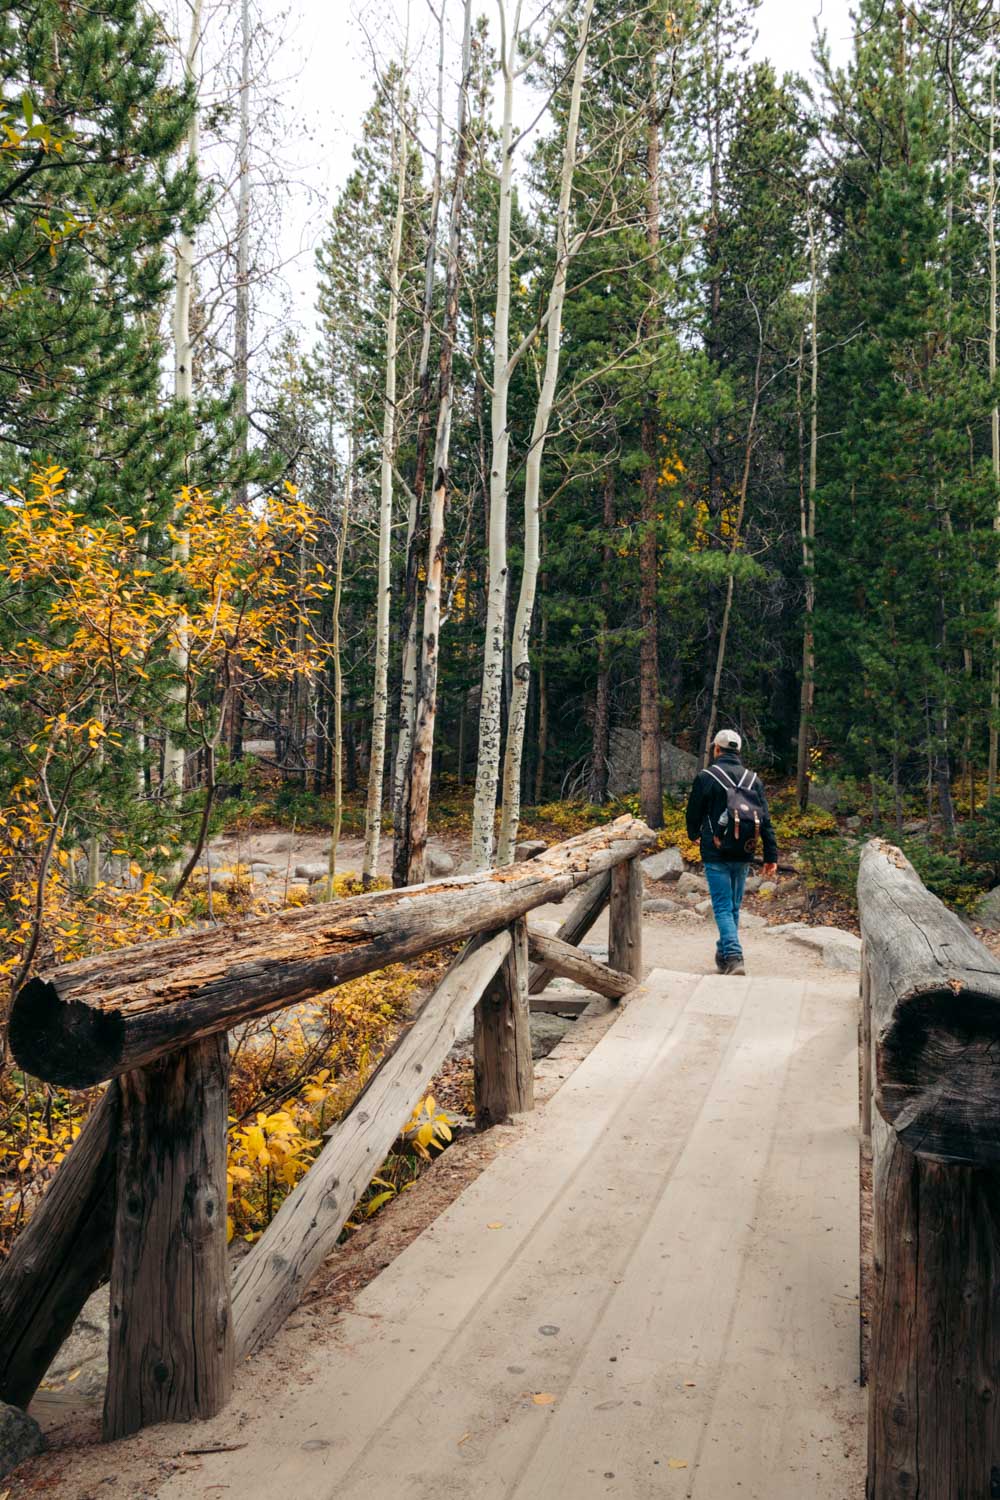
{"left": 705, "top": 764, "right": 765, "bottom": 857}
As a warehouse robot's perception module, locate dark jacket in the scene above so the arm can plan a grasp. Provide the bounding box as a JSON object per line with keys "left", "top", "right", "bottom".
{"left": 685, "top": 751, "right": 778, "bottom": 865}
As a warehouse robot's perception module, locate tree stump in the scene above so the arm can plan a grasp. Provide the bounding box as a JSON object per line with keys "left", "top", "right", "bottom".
{"left": 474, "top": 917, "right": 534, "bottom": 1127}
{"left": 104, "top": 1034, "right": 233, "bottom": 1440}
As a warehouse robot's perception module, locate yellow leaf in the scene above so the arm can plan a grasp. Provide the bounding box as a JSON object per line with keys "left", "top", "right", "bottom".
{"left": 531, "top": 1393, "right": 555, "bottom": 1406}
{"left": 67, "top": 1368, "right": 82, "bottom": 1382}
{"left": 668, "top": 1459, "right": 688, "bottom": 1469}
{"left": 487, "top": 1222, "right": 504, "bottom": 1230}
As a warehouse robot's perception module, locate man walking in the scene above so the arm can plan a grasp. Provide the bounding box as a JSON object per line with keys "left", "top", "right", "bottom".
{"left": 685, "top": 729, "right": 778, "bottom": 976}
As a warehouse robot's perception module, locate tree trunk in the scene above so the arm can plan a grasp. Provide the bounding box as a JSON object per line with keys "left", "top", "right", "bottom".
{"left": 232, "top": 0, "right": 251, "bottom": 509}
{"left": 325, "top": 451, "right": 351, "bottom": 896}
{"left": 401, "top": 0, "right": 473, "bottom": 888}
{"left": 497, "top": 0, "right": 594, "bottom": 864}
{"left": 590, "top": 465, "right": 614, "bottom": 803}
{"left": 990, "top": 45, "right": 1000, "bottom": 801}
{"left": 362, "top": 73, "right": 409, "bottom": 886}
{"left": 639, "top": 53, "right": 663, "bottom": 828}
{"left": 796, "top": 204, "right": 819, "bottom": 809}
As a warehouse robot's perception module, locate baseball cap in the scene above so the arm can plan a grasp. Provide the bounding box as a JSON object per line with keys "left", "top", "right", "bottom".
{"left": 713, "top": 729, "right": 742, "bottom": 752}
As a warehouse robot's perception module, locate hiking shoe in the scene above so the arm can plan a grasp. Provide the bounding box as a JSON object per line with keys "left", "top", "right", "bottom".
{"left": 723, "top": 957, "right": 746, "bottom": 976}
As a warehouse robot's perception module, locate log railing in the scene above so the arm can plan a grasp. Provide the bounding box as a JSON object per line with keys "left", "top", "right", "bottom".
{"left": 858, "top": 838, "right": 1000, "bottom": 1500}
{"left": 0, "top": 815, "right": 654, "bottom": 1442}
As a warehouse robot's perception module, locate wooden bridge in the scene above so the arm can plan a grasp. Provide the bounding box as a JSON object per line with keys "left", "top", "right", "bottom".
{"left": 2, "top": 819, "right": 999, "bottom": 1497}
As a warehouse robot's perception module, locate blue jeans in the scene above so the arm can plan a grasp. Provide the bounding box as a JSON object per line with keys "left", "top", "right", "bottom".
{"left": 705, "top": 861, "right": 749, "bottom": 962}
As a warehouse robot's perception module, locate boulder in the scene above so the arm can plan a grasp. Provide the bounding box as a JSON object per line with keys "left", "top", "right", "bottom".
{"left": 743, "top": 875, "right": 762, "bottom": 893}
{"left": 607, "top": 728, "right": 701, "bottom": 797}
{"left": 974, "top": 886, "right": 1000, "bottom": 932}
{"left": 823, "top": 943, "right": 862, "bottom": 974}
{"left": 643, "top": 897, "right": 682, "bottom": 914}
{"left": 901, "top": 819, "right": 928, "bottom": 836}
{"left": 757, "top": 881, "right": 778, "bottom": 898}
{"left": 676, "top": 871, "right": 709, "bottom": 898}
{"left": 694, "top": 898, "right": 714, "bottom": 916}
{"left": 294, "top": 862, "right": 329, "bottom": 881}
{"left": 515, "top": 839, "right": 547, "bottom": 862}
{"left": 641, "top": 847, "right": 684, "bottom": 883}
{"left": 845, "top": 815, "right": 862, "bottom": 831}
{"left": 787, "top": 925, "right": 862, "bottom": 955}
{"left": 806, "top": 779, "right": 842, "bottom": 813}
{"left": 0, "top": 1402, "right": 43, "bottom": 1479}
{"left": 426, "top": 846, "right": 456, "bottom": 877}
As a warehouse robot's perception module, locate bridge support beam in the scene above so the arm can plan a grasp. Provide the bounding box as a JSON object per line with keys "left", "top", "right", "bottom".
{"left": 475, "top": 917, "right": 534, "bottom": 1127}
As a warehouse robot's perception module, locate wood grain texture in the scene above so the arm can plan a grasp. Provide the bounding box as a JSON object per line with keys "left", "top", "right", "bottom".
{"left": 526, "top": 931, "right": 635, "bottom": 999}
{"left": 474, "top": 918, "right": 534, "bottom": 1128}
{"left": 104, "top": 1035, "right": 232, "bottom": 1440}
{"left": 528, "top": 870, "right": 611, "bottom": 994}
{"left": 11, "top": 818, "right": 654, "bottom": 1087}
{"left": 867, "top": 1108, "right": 1000, "bottom": 1500}
{"left": 608, "top": 857, "right": 643, "bottom": 983}
{"left": 233, "top": 930, "right": 512, "bottom": 1359}
{"left": 858, "top": 838, "right": 1000, "bottom": 1165}
{"left": 0, "top": 1085, "right": 118, "bottom": 1409}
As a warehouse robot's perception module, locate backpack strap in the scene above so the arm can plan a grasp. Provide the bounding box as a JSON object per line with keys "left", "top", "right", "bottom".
{"left": 739, "top": 770, "right": 757, "bottom": 791}
{"left": 706, "top": 765, "right": 736, "bottom": 791}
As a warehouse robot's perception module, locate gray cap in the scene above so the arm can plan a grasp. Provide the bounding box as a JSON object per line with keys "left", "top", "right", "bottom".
{"left": 713, "top": 728, "right": 742, "bottom": 752}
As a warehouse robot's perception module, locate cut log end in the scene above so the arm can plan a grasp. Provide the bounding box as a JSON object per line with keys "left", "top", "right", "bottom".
{"left": 9, "top": 977, "right": 124, "bottom": 1088}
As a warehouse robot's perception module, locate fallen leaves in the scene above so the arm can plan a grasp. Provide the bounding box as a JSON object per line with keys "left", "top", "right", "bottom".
{"left": 531, "top": 1393, "right": 556, "bottom": 1406}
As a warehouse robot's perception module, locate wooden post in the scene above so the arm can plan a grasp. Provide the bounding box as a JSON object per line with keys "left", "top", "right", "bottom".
{"left": 474, "top": 917, "right": 534, "bottom": 1127}
{"left": 867, "top": 1115, "right": 1000, "bottom": 1500}
{"left": 104, "top": 1035, "right": 233, "bottom": 1441}
{"left": 0, "top": 1085, "right": 119, "bottom": 1409}
{"left": 608, "top": 855, "right": 642, "bottom": 984}
{"left": 860, "top": 946, "right": 872, "bottom": 1147}
{"left": 528, "top": 870, "right": 611, "bottom": 994}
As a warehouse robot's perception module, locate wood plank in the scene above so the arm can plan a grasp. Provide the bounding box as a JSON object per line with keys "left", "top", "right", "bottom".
{"left": 232, "top": 929, "right": 512, "bottom": 1359}
{"left": 527, "top": 993, "right": 591, "bottom": 1015}
{"left": 858, "top": 837, "right": 1000, "bottom": 1166}
{"left": 474, "top": 919, "right": 534, "bottom": 1127}
{"left": 104, "top": 1034, "right": 232, "bottom": 1440}
{"left": 528, "top": 871, "right": 610, "bottom": 993}
{"left": 11, "top": 817, "right": 655, "bottom": 1087}
{"left": 525, "top": 931, "right": 635, "bottom": 999}
{"left": 0, "top": 1085, "right": 119, "bottom": 1409}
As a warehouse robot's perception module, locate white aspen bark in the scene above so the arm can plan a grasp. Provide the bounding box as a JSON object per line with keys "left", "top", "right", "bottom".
{"left": 404, "top": 0, "right": 473, "bottom": 887}
{"left": 326, "top": 451, "right": 352, "bottom": 898}
{"left": 702, "top": 331, "right": 765, "bottom": 762}
{"left": 362, "top": 71, "right": 409, "bottom": 886}
{"left": 233, "top": 0, "right": 251, "bottom": 509}
{"left": 988, "top": 43, "right": 1000, "bottom": 799}
{"left": 496, "top": 0, "right": 595, "bottom": 865}
{"left": 391, "top": 3, "right": 446, "bottom": 880}
{"left": 470, "top": 0, "right": 522, "bottom": 870}
{"left": 163, "top": 0, "right": 202, "bottom": 807}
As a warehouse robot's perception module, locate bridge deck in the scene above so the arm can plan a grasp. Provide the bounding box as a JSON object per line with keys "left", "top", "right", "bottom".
{"left": 163, "top": 966, "right": 865, "bottom": 1499}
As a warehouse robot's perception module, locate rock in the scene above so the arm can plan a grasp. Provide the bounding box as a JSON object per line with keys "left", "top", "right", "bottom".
{"left": 294, "top": 861, "right": 329, "bottom": 881}
{"left": 263, "top": 832, "right": 297, "bottom": 853}
{"left": 788, "top": 925, "right": 862, "bottom": 955}
{"left": 694, "top": 898, "right": 714, "bottom": 916}
{"left": 249, "top": 863, "right": 275, "bottom": 881}
{"left": 823, "top": 943, "right": 862, "bottom": 973}
{"left": 901, "top": 819, "right": 928, "bottom": 836}
{"left": 607, "top": 729, "right": 701, "bottom": 797}
{"left": 974, "top": 886, "right": 1000, "bottom": 931}
{"left": 743, "top": 875, "right": 762, "bottom": 893}
{"left": 426, "top": 846, "right": 456, "bottom": 877}
{"left": 758, "top": 881, "right": 778, "bottom": 898}
{"left": 739, "top": 912, "right": 767, "bottom": 930}
{"left": 845, "top": 815, "right": 862, "bottom": 831}
{"left": 807, "top": 779, "right": 842, "bottom": 813}
{"left": 641, "top": 847, "right": 684, "bottom": 883}
{"left": 0, "top": 1402, "right": 43, "bottom": 1478}
{"left": 515, "top": 839, "right": 547, "bottom": 862}
{"left": 767, "top": 922, "right": 810, "bottom": 936}
{"left": 676, "top": 871, "right": 708, "bottom": 898}
{"left": 643, "top": 897, "right": 682, "bottom": 914}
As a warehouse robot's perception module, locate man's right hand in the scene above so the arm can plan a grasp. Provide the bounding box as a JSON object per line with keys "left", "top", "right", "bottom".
{"left": 762, "top": 863, "right": 777, "bottom": 879}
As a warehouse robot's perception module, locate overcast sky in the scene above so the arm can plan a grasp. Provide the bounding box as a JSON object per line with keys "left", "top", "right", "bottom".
{"left": 265, "top": 0, "right": 857, "bottom": 341}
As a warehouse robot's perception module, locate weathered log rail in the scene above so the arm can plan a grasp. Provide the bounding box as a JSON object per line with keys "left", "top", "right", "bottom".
{"left": 1, "top": 816, "right": 653, "bottom": 1442}
{"left": 859, "top": 838, "right": 1000, "bottom": 1500}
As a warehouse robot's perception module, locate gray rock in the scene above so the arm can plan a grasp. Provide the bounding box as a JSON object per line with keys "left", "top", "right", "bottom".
{"left": 739, "top": 912, "right": 767, "bottom": 930}
{"left": 902, "top": 819, "right": 928, "bottom": 836}
{"left": 743, "top": 875, "right": 762, "bottom": 893}
{"left": 0, "top": 1402, "right": 43, "bottom": 1478}
{"left": 515, "top": 839, "right": 547, "bottom": 862}
{"left": 807, "top": 780, "right": 841, "bottom": 813}
{"left": 676, "top": 871, "right": 709, "bottom": 898}
{"left": 643, "top": 897, "right": 682, "bottom": 914}
{"left": 294, "top": 861, "right": 329, "bottom": 881}
{"left": 249, "top": 863, "right": 276, "bottom": 881}
{"left": 265, "top": 833, "right": 297, "bottom": 853}
{"left": 757, "top": 881, "right": 778, "bottom": 898}
{"left": 640, "top": 847, "right": 684, "bottom": 883}
{"left": 975, "top": 886, "right": 1000, "bottom": 931}
{"left": 694, "top": 898, "right": 714, "bottom": 916}
{"left": 823, "top": 943, "right": 862, "bottom": 973}
{"left": 767, "top": 922, "right": 810, "bottom": 937}
{"left": 607, "top": 728, "right": 701, "bottom": 796}
{"left": 788, "top": 925, "right": 862, "bottom": 955}
{"left": 845, "top": 815, "right": 862, "bottom": 831}
{"left": 426, "top": 846, "right": 456, "bottom": 877}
